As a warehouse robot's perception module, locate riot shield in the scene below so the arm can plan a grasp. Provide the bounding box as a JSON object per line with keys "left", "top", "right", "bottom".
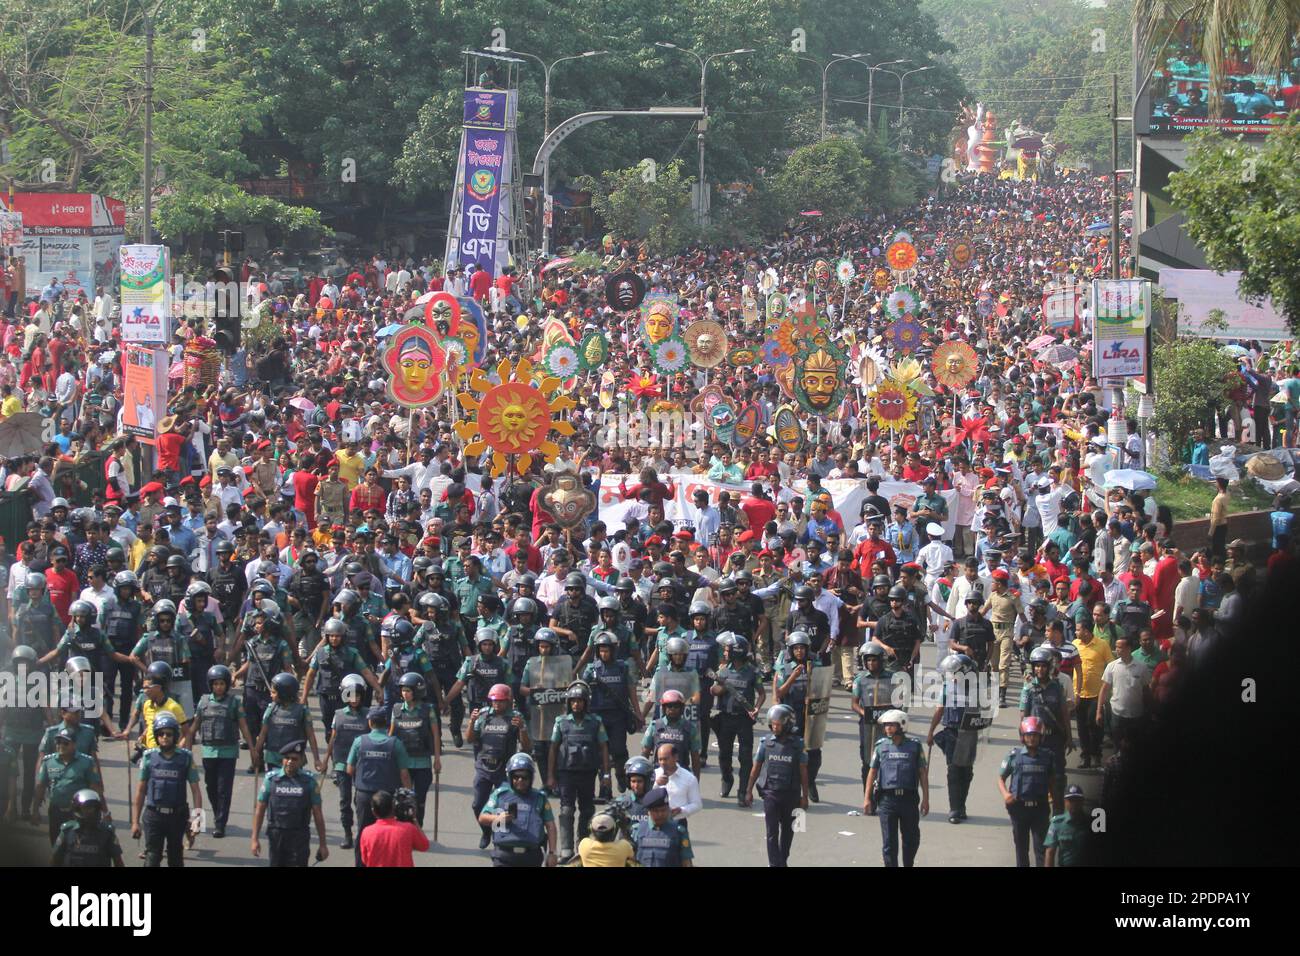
{"left": 661, "top": 669, "right": 701, "bottom": 724}
{"left": 526, "top": 655, "right": 574, "bottom": 743}
{"left": 804, "top": 665, "right": 834, "bottom": 750}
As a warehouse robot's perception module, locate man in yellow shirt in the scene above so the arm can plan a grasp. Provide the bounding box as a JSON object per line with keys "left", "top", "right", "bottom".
{"left": 334, "top": 441, "right": 366, "bottom": 489}
{"left": 125, "top": 664, "right": 190, "bottom": 750}
{"left": 1072, "top": 620, "right": 1114, "bottom": 769}
{"left": 0, "top": 385, "right": 23, "bottom": 420}
{"left": 576, "top": 813, "right": 637, "bottom": 866}
{"left": 208, "top": 435, "right": 240, "bottom": 482}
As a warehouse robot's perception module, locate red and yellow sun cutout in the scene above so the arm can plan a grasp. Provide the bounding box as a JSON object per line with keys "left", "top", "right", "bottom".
{"left": 454, "top": 358, "right": 576, "bottom": 477}
{"left": 868, "top": 377, "right": 919, "bottom": 431}
{"left": 886, "top": 241, "right": 918, "bottom": 272}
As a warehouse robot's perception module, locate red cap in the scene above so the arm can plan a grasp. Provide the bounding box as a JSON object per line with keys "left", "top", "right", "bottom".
{"left": 179, "top": 476, "right": 194, "bottom": 487}
{"left": 243, "top": 465, "right": 254, "bottom": 475}
{"left": 737, "top": 530, "right": 756, "bottom": 543}
{"left": 199, "top": 476, "right": 212, "bottom": 489}
{"left": 991, "top": 569, "right": 1010, "bottom": 581}
{"left": 141, "top": 481, "right": 164, "bottom": 495}
{"left": 756, "top": 548, "right": 774, "bottom": 558}
{"left": 645, "top": 535, "right": 664, "bottom": 547}
{"left": 330, "top": 386, "right": 345, "bottom": 396}
{"left": 672, "top": 530, "right": 693, "bottom": 541}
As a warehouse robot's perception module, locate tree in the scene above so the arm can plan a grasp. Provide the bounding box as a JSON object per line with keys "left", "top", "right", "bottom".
{"left": 1149, "top": 338, "right": 1236, "bottom": 465}
{"left": 768, "top": 138, "right": 875, "bottom": 225}
{"left": 577, "top": 160, "right": 696, "bottom": 257}
{"left": 1169, "top": 117, "right": 1300, "bottom": 334}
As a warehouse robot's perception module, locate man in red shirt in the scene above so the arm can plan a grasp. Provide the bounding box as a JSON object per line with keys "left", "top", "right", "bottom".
{"left": 1150, "top": 539, "right": 1181, "bottom": 642}
{"left": 156, "top": 417, "right": 188, "bottom": 485}
{"left": 45, "top": 547, "right": 81, "bottom": 625}
{"left": 744, "top": 448, "right": 780, "bottom": 482}
{"left": 359, "top": 791, "right": 429, "bottom": 867}
{"left": 854, "top": 517, "right": 897, "bottom": 577}
{"left": 469, "top": 265, "right": 492, "bottom": 303}
{"left": 739, "top": 483, "right": 777, "bottom": 532}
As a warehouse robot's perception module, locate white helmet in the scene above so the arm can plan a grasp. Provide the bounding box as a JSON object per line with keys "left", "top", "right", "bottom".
{"left": 340, "top": 674, "right": 367, "bottom": 703}
{"left": 879, "top": 709, "right": 908, "bottom": 730}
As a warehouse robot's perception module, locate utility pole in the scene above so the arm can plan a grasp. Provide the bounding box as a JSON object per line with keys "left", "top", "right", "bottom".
{"left": 143, "top": 12, "right": 155, "bottom": 244}
{"left": 1110, "top": 72, "right": 1121, "bottom": 278}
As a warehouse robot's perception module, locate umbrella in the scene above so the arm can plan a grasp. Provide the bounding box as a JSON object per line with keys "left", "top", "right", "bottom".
{"left": 540, "top": 256, "right": 574, "bottom": 274}
{"left": 1026, "top": 334, "right": 1056, "bottom": 351}
{"left": 1221, "top": 343, "right": 1249, "bottom": 357}
{"left": 1104, "top": 468, "right": 1157, "bottom": 491}
{"left": 0, "top": 412, "right": 47, "bottom": 459}
{"left": 288, "top": 397, "right": 316, "bottom": 413}
{"left": 1086, "top": 220, "right": 1110, "bottom": 233}
{"left": 376, "top": 323, "right": 402, "bottom": 337}
{"left": 1038, "top": 344, "right": 1078, "bottom": 363}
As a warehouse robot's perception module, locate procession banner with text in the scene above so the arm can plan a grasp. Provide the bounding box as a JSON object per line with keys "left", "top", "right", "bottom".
{"left": 456, "top": 127, "right": 506, "bottom": 275}
{"left": 118, "top": 244, "right": 172, "bottom": 344}
{"left": 1090, "top": 279, "right": 1150, "bottom": 380}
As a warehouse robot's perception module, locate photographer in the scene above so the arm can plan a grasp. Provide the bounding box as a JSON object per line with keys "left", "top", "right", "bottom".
{"left": 358, "top": 789, "right": 428, "bottom": 867}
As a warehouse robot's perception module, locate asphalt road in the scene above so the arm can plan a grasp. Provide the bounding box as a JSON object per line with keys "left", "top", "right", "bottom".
{"left": 2, "top": 643, "right": 1105, "bottom": 867}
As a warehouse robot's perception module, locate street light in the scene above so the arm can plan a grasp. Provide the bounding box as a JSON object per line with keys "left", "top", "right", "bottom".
{"left": 656, "top": 42, "right": 755, "bottom": 223}
{"left": 865, "top": 58, "right": 908, "bottom": 130}
{"left": 488, "top": 48, "right": 608, "bottom": 136}
{"left": 878, "top": 65, "right": 934, "bottom": 150}
{"left": 795, "top": 54, "right": 871, "bottom": 139}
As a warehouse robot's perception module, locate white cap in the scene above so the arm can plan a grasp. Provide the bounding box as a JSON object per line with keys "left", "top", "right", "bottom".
{"left": 926, "top": 522, "right": 945, "bottom": 537}
{"left": 162, "top": 496, "right": 179, "bottom": 508}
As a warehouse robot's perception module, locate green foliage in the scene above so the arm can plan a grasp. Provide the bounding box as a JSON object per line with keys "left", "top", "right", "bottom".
{"left": 768, "top": 138, "right": 875, "bottom": 225}
{"left": 1168, "top": 117, "right": 1300, "bottom": 335}
{"left": 1149, "top": 338, "right": 1236, "bottom": 463}
{"left": 576, "top": 160, "right": 697, "bottom": 258}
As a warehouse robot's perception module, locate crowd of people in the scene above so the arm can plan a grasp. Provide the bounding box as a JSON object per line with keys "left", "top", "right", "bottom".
{"left": 0, "top": 166, "right": 1293, "bottom": 868}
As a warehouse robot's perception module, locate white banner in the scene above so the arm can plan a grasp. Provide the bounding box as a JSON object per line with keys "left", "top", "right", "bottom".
{"left": 119, "top": 244, "right": 171, "bottom": 343}
{"left": 597, "top": 472, "right": 959, "bottom": 543}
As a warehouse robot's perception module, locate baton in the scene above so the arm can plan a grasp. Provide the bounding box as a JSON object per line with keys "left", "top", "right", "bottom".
{"left": 125, "top": 737, "right": 137, "bottom": 841}
{"left": 433, "top": 770, "right": 440, "bottom": 842}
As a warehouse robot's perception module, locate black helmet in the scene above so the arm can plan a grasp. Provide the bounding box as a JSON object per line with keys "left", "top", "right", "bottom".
{"left": 418, "top": 591, "right": 449, "bottom": 613}
{"left": 412, "top": 556, "right": 433, "bottom": 573}
{"left": 207, "top": 664, "right": 233, "bottom": 686}
{"left": 166, "top": 554, "right": 188, "bottom": 571}
{"left": 149, "top": 545, "right": 169, "bottom": 561}
{"left": 564, "top": 571, "right": 587, "bottom": 589}
{"left": 398, "top": 672, "right": 427, "bottom": 695}
{"left": 345, "top": 561, "right": 365, "bottom": 578}
{"left": 729, "top": 635, "right": 751, "bottom": 658}
{"left": 591, "top": 631, "right": 618, "bottom": 648}
{"left": 145, "top": 660, "right": 172, "bottom": 685}
{"left": 733, "top": 570, "right": 753, "bottom": 585}
{"left": 888, "top": 585, "right": 908, "bottom": 601}
{"left": 717, "top": 579, "right": 738, "bottom": 595}
{"left": 271, "top": 672, "right": 299, "bottom": 698}
{"left": 153, "top": 711, "right": 181, "bottom": 737}
{"left": 566, "top": 681, "right": 591, "bottom": 705}
{"left": 872, "top": 575, "right": 891, "bottom": 588}
{"left": 322, "top": 618, "right": 348, "bottom": 638}
{"left": 251, "top": 580, "right": 275, "bottom": 598}
{"left": 689, "top": 601, "right": 712, "bottom": 619}
{"left": 624, "top": 756, "right": 653, "bottom": 779}
{"left": 509, "top": 597, "right": 538, "bottom": 620}
{"left": 391, "top": 618, "right": 416, "bottom": 644}
{"left": 106, "top": 547, "right": 126, "bottom": 563}
{"left": 215, "top": 539, "right": 235, "bottom": 555}
{"left": 72, "top": 788, "right": 103, "bottom": 821}
{"left": 506, "top": 753, "right": 535, "bottom": 778}
{"left": 794, "top": 585, "right": 815, "bottom": 601}
{"left": 613, "top": 579, "right": 635, "bottom": 593}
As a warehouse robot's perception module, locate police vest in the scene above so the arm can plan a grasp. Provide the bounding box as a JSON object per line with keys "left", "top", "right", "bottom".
{"left": 422, "top": 625, "right": 463, "bottom": 670}
{"left": 713, "top": 602, "right": 755, "bottom": 639}
{"left": 208, "top": 566, "right": 244, "bottom": 615}
{"left": 634, "top": 819, "right": 683, "bottom": 867}
{"left": 353, "top": 734, "right": 400, "bottom": 793}
{"left": 289, "top": 571, "right": 326, "bottom": 616}
{"left": 145, "top": 748, "right": 193, "bottom": 808}
{"left": 331, "top": 709, "right": 369, "bottom": 767}
{"left": 105, "top": 602, "right": 143, "bottom": 651}
{"left": 684, "top": 633, "right": 717, "bottom": 677}
{"left": 196, "top": 694, "right": 239, "bottom": 747}
{"left": 504, "top": 625, "right": 535, "bottom": 674}
{"left": 876, "top": 737, "right": 922, "bottom": 791}
{"left": 491, "top": 788, "right": 547, "bottom": 850}
{"left": 587, "top": 660, "right": 629, "bottom": 713}
{"left": 267, "top": 770, "right": 315, "bottom": 829}
{"left": 1024, "top": 680, "right": 1064, "bottom": 737}
{"left": 876, "top": 613, "right": 920, "bottom": 656}
{"left": 856, "top": 673, "right": 893, "bottom": 724}
{"left": 779, "top": 660, "right": 810, "bottom": 718}
{"left": 475, "top": 712, "right": 518, "bottom": 773}
{"left": 57, "top": 822, "right": 118, "bottom": 866}
{"left": 788, "top": 609, "right": 829, "bottom": 645}
{"left": 182, "top": 613, "right": 219, "bottom": 657}
{"left": 264, "top": 702, "right": 307, "bottom": 756}
{"left": 65, "top": 627, "right": 106, "bottom": 671}
{"left": 553, "top": 598, "right": 596, "bottom": 649}
{"left": 717, "top": 666, "right": 757, "bottom": 717}
{"left": 244, "top": 639, "right": 281, "bottom": 693}
{"left": 392, "top": 704, "right": 434, "bottom": 759}
{"left": 343, "top": 614, "right": 370, "bottom": 654}
{"left": 314, "top": 647, "right": 350, "bottom": 696}
{"left": 145, "top": 633, "right": 187, "bottom": 681}
{"left": 556, "top": 715, "right": 600, "bottom": 772}
{"left": 756, "top": 733, "right": 802, "bottom": 794}
{"left": 18, "top": 603, "right": 56, "bottom": 648}
{"left": 467, "top": 655, "right": 508, "bottom": 708}
{"left": 387, "top": 644, "right": 422, "bottom": 689}
{"left": 613, "top": 793, "right": 649, "bottom": 838}
{"left": 651, "top": 718, "right": 691, "bottom": 766}
{"left": 1007, "top": 747, "right": 1054, "bottom": 801}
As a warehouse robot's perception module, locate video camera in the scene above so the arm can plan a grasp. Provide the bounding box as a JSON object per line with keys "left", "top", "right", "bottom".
{"left": 393, "top": 787, "right": 418, "bottom": 823}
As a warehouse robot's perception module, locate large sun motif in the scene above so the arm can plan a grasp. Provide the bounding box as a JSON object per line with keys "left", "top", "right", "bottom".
{"left": 886, "top": 241, "right": 918, "bottom": 272}
{"left": 869, "top": 378, "right": 919, "bottom": 431}
{"left": 455, "top": 358, "right": 575, "bottom": 477}
{"left": 932, "top": 340, "right": 980, "bottom": 389}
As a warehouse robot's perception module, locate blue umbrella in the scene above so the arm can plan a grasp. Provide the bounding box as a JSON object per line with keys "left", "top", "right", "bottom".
{"left": 376, "top": 323, "right": 402, "bottom": 337}
{"left": 1085, "top": 220, "right": 1110, "bottom": 233}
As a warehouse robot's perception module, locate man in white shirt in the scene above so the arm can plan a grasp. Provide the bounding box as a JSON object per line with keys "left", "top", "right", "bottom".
{"left": 916, "top": 522, "right": 954, "bottom": 589}
{"left": 1099, "top": 636, "right": 1150, "bottom": 748}
{"left": 686, "top": 488, "right": 721, "bottom": 544}
{"left": 1033, "top": 477, "right": 1067, "bottom": 536}
{"left": 653, "top": 743, "right": 702, "bottom": 823}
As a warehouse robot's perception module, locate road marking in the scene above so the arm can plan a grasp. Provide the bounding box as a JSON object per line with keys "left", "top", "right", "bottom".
{"left": 838, "top": 830, "right": 855, "bottom": 836}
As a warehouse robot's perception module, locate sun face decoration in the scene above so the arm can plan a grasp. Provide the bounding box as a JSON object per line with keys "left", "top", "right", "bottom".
{"left": 871, "top": 268, "right": 893, "bottom": 292}
{"left": 886, "top": 241, "right": 918, "bottom": 272}
{"left": 932, "top": 340, "right": 979, "bottom": 389}
{"left": 948, "top": 239, "right": 975, "bottom": 272}
{"left": 455, "top": 358, "right": 576, "bottom": 477}
{"left": 869, "top": 378, "right": 919, "bottom": 431}
{"left": 683, "top": 320, "right": 727, "bottom": 368}
{"left": 727, "top": 345, "right": 758, "bottom": 367}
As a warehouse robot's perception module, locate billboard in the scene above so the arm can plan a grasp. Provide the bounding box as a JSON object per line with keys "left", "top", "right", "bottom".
{"left": 1161, "top": 268, "right": 1288, "bottom": 341}
{"left": 8, "top": 192, "right": 125, "bottom": 298}
{"left": 1137, "top": 21, "right": 1300, "bottom": 136}
{"left": 121, "top": 346, "right": 168, "bottom": 445}
{"left": 1091, "top": 279, "right": 1151, "bottom": 380}
{"left": 119, "top": 244, "right": 172, "bottom": 344}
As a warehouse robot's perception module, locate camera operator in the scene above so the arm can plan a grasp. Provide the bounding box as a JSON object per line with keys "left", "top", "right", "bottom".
{"left": 358, "top": 789, "right": 429, "bottom": 867}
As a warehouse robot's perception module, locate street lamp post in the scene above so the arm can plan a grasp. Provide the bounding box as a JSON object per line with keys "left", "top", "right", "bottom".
{"left": 657, "top": 43, "right": 754, "bottom": 224}
{"left": 895, "top": 65, "right": 934, "bottom": 150}
{"left": 866, "top": 58, "right": 908, "bottom": 130}
{"left": 797, "top": 54, "right": 871, "bottom": 139}
{"left": 492, "top": 48, "right": 608, "bottom": 136}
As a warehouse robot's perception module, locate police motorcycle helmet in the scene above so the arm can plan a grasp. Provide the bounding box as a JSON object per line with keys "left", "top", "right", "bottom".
{"left": 785, "top": 630, "right": 811, "bottom": 648}
{"left": 340, "top": 673, "right": 367, "bottom": 704}
{"left": 113, "top": 570, "right": 139, "bottom": 592}
{"left": 624, "top": 756, "right": 654, "bottom": 780}
{"left": 10, "top": 645, "right": 38, "bottom": 664}
{"left": 207, "top": 664, "right": 233, "bottom": 688}
{"left": 597, "top": 595, "right": 621, "bottom": 614}
{"left": 152, "top": 711, "right": 181, "bottom": 740}
{"left": 664, "top": 636, "right": 689, "bottom": 661}
{"left": 510, "top": 597, "right": 539, "bottom": 622}
{"left": 418, "top": 591, "right": 449, "bottom": 615}
{"left": 725, "top": 634, "right": 749, "bottom": 660}
{"left": 145, "top": 660, "right": 173, "bottom": 686}
{"left": 69, "top": 600, "right": 96, "bottom": 623}
{"left": 475, "top": 627, "right": 500, "bottom": 651}
{"left": 65, "top": 656, "right": 93, "bottom": 676}
{"left": 591, "top": 630, "right": 619, "bottom": 651}
{"left": 565, "top": 680, "right": 592, "bottom": 711}
{"left": 1019, "top": 716, "right": 1044, "bottom": 739}
{"left": 322, "top": 618, "right": 348, "bottom": 640}
{"left": 72, "top": 788, "right": 104, "bottom": 823}
{"left": 859, "top": 642, "right": 887, "bottom": 664}
{"left": 506, "top": 752, "right": 537, "bottom": 790}
{"left": 879, "top": 709, "right": 908, "bottom": 732}
{"left": 398, "top": 672, "right": 427, "bottom": 698}
{"left": 391, "top": 617, "right": 416, "bottom": 645}
{"left": 532, "top": 626, "right": 559, "bottom": 648}
{"left": 486, "top": 683, "right": 513, "bottom": 703}
{"left": 767, "top": 703, "right": 796, "bottom": 732}
{"left": 939, "top": 653, "right": 975, "bottom": 676}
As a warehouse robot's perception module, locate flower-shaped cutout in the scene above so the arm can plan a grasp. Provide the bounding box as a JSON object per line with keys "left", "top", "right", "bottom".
{"left": 544, "top": 343, "right": 581, "bottom": 380}
{"left": 652, "top": 336, "right": 690, "bottom": 375}
{"left": 887, "top": 315, "right": 925, "bottom": 354}
{"left": 885, "top": 286, "right": 919, "bottom": 320}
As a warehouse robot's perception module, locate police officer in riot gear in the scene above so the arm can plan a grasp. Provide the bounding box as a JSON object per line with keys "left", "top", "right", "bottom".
{"left": 682, "top": 602, "right": 721, "bottom": 767}
{"left": 711, "top": 634, "right": 764, "bottom": 802}
{"left": 631, "top": 786, "right": 692, "bottom": 867}
{"left": 576, "top": 596, "right": 641, "bottom": 672}
{"left": 949, "top": 589, "right": 995, "bottom": 671}
{"left": 745, "top": 704, "right": 808, "bottom": 866}
{"left": 380, "top": 617, "right": 437, "bottom": 708}
{"left": 345, "top": 705, "right": 413, "bottom": 867}
{"left": 234, "top": 603, "right": 294, "bottom": 767}
{"left": 132, "top": 712, "right": 203, "bottom": 867}
{"left": 467, "top": 684, "right": 528, "bottom": 849}
{"left": 51, "top": 789, "right": 124, "bottom": 867}
{"left": 641, "top": 689, "right": 702, "bottom": 778}
{"left": 104, "top": 571, "right": 146, "bottom": 727}
{"left": 611, "top": 756, "right": 654, "bottom": 846}
{"left": 131, "top": 599, "right": 195, "bottom": 716}
{"left": 447, "top": 629, "right": 513, "bottom": 743}
{"left": 580, "top": 631, "right": 641, "bottom": 797}
{"left": 179, "top": 582, "right": 220, "bottom": 699}
{"left": 851, "top": 642, "right": 894, "bottom": 790}
{"left": 417, "top": 591, "right": 470, "bottom": 746}
{"left": 286, "top": 549, "right": 329, "bottom": 659}
{"left": 785, "top": 585, "right": 831, "bottom": 663}
{"left": 773, "top": 631, "right": 827, "bottom": 801}
{"left": 863, "top": 709, "right": 929, "bottom": 868}
{"left": 504, "top": 597, "right": 541, "bottom": 703}
{"left": 390, "top": 672, "right": 441, "bottom": 825}
{"left": 478, "top": 753, "right": 558, "bottom": 867}
{"left": 519, "top": 628, "right": 571, "bottom": 787}
{"left": 872, "top": 586, "right": 925, "bottom": 676}
{"left": 548, "top": 681, "right": 611, "bottom": 861}
{"left": 187, "top": 664, "right": 254, "bottom": 839}
{"left": 256, "top": 672, "right": 319, "bottom": 775}
{"left": 322, "top": 675, "right": 369, "bottom": 848}
{"left": 251, "top": 739, "right": 328, "bottom": 866}
{"left": 16, "top": 572, "right": 58, "bottom": 655}
{"left": 303, "top": 618, "right": 382, "bottom": 737}
{"left": 549, "top": 572, "right": 599, "bottom": 658}
{"left": 927, "top": 654, "right": 989, "bottom": 824}
{"left": 1020, "top": 645, "right": 1073, "bottom": 814}
{"left": 998, "top": 716, "right": 1058, "bottom": 867}
{"left": 206, "top": 539, "right": 247, "bottom": 659}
